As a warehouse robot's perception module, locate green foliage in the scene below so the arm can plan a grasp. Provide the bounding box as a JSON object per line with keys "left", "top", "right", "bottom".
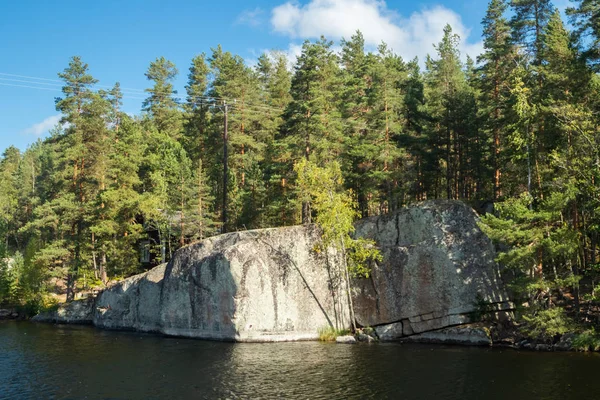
{"left": 470, "top": 294, "right": 497, "bottom": 322}
{"left": 520, "top": 308, "right": 573, "bottom": 341}
{"left": 573, "top": 329, "right": 600, "bottom": 351}
{"left": 317, "top": 326, "right": 351, "bottom": 342}
{"left": 1, "top": 4, "right": 600, "bottom": 324}
{"left": 294, "top": 159, "right": 381, "bottom": 277}
{"left": 0, "top": 256, "right": 19, "bottom": 305}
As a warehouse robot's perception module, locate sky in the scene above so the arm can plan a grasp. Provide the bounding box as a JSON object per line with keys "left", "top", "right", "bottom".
{"left": 0, "top": 0, "right": 570, "bottom": 153}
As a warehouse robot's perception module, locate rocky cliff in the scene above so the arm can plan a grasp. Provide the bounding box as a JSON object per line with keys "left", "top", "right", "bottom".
{"left": 353, "top": 201, "right": 511, "bottom": 340}
{"left": 34, "top": 200, "right": 510, "bottom": 343}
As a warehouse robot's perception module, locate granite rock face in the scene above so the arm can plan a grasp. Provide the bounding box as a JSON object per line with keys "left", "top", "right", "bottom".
{"left": 158, "top": 226, "right": 349, "bottom": 341}
{"left": 94, "top": 264, "right": 166, "bottom": 332}
{"left": 353, "top": 200, "right": 511, "bottom": 339}
{"left": 68, "top": 225, "right": 348, "bottom": 341}
{"left": 34, "top": 200, "right": 511, "bottom": 343}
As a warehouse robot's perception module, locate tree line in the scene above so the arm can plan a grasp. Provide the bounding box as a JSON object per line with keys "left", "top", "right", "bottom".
{"left": 1, "top": 0, "right": 599, "bottom": 328}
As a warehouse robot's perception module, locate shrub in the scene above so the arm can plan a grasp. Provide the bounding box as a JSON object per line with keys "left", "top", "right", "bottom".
{"left": 573, "top": 329, "right": 600, "bottom": 352}
{"left": 520, "top": 307, "right": 573, "bottom": 341}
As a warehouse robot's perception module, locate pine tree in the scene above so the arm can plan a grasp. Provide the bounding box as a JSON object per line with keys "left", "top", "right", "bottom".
{"left": 143, "top": 57, "right": 182, "bottom": 136}
{"left": 401, "top": 58, "right": 430, "bottom": 201}
{"left": 256, "top": 52, "right": 294, "bottom": 227}
{"left": 567, "top": 0, "right": 600, "bottom": 69}
{"left": 0, "top": 147, "right": 21, "bottom": 253}
{"left": 184, "top": 53, "right": 210, "bottom": 164}
{"left": 365, "top": 43, "right": 407, "bottom": 212}
{"left": 281, "top": 37, "right": 343, "bottom": 223}
{"left": 424, "top": 25, "right": 469, "bottom": 200}
{"left": 53, "top": 56, "right": 104, "bottom": 301}
{"left": 208, "top": 46, "right": 266, "bottom": 230}
{"left": 339, "top": 31, "right": 372, "bottom": 216}
{"left": 510, "top": 0, "right": 555, "bottom": 63}
{"left": 478, "top": 0, "right": 517, "bottom": 199}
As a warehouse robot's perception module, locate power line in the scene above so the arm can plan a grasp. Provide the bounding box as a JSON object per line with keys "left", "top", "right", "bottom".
{"left": 0, "top": 80, "right": 370, "bottom": 128}
{"left": 0, "top": 82, "right": 59, "bottom": 92}
{"left": 0, "top": 71, "right": 146, "bottom": 93}
{"left": 0, "top": 70, "right": 283, "bottom": 113}
{"left": 0, "top": 76, "right": 150, "bottom": 98}
{"left": 0, "top": 81, "right": 148, "bottom": 101}
{"left": 0, "top": 72, "right": 63, "bottom": 83}
{"left": 0, "top": 72, "right": 372, "bottom": 130}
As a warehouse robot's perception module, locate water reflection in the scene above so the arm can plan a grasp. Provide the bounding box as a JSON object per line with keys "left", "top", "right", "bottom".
{"left": 1, "top": 321, "right": 600, "bottom": 399}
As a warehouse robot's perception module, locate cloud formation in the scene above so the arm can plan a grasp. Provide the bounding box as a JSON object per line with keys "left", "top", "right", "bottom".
{"left": 270, "top": 0, "right": 483, "bottom": 63}
{"left": 21, "top": 114, "right": 61, "bottom": 136}
{"left": 236, "top": 7, "right": 266, "bottom": 27}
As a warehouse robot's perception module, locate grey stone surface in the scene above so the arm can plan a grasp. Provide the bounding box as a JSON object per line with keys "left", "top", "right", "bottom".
{"left": 402, "top": 326, "right": 492, "bottom": 346}
{"left": 353, "top": 200, "right": 510, "bottom": 336}
{"left": 356, "top": 333, "right": 376, "bottom": 343}
{"left": 374, "top": 322, "right": 404, "bottom": 341}
{"left": 159, "top": 226, "right": 349, "bottom": 341}
{"left": 32, "top": 299, "right": 94, "bottom": 324}
{"left": 88, "top": 225, "right": 349, "bottom": 342}
{"left": 554, "top": 333, "right": 575, "bottom": 351}
{"left": 336, "top": 335, "right": 357, "bottom": 344}
{"left": 93, "top": 264, "right": 166, "bottom": 332}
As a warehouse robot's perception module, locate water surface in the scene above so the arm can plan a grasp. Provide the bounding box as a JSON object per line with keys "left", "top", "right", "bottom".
{"left": 1, "top": 321, "right": 598, "bottom": 399}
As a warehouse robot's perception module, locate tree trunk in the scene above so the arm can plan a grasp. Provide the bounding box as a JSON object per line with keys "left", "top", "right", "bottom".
{"left": 100, "top": 248, "right": 107, "bottom": 286}
{"left": 340, "top": 236, "right": 357, "bottom": 332}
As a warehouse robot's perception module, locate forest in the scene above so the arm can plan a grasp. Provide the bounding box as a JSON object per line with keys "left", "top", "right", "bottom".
{"left": 1, "top": 0, "right": 600, "bottom": 338}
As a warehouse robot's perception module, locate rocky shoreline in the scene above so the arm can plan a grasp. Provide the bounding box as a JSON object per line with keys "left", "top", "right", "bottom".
{"left": 336, "top": 324, "right": 595, "bottom": 353}
{"left": 0, "top": 308, "right": 22, "bottom": 320}
{"left": 28, "top": 303, "right": 593, "bottom": 352}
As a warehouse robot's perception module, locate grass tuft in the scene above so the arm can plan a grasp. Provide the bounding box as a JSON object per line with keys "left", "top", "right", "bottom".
{"left": 318, "top": 326, "right": 351, "bottom": 342}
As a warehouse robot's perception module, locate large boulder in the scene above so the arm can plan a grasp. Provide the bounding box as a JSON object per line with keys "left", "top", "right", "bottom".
{"left": 94, "top": 264, "right": 166, "bottom": 332}
{"left": 34, "top": 200, "right": 512, "bottom": 343}
{"left": 352, "top": 200, "right": 511, "bottom": 339}
{"left": 158, "top": 226, "right": 349, "bottom": 341}
{"left": 91, "top": 225, "right": 349, "bottom": 342}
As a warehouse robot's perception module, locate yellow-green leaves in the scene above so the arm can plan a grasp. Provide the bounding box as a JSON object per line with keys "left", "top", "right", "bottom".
{"left": 294, "top": 159, "right": 380, "bottom": 277}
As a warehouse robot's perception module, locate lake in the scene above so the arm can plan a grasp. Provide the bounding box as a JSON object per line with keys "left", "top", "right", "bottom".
{"left": 1, "top": 321, "right": 599, "bottom": 399}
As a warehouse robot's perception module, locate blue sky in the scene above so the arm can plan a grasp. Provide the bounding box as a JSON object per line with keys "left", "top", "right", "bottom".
{"left": 0, "top": 0, "right": 566, "bottom": 153}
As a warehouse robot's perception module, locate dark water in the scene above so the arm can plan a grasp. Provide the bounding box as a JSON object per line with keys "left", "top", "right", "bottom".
{"left": 1, "top": 322, "right": 600, "bottom": 400}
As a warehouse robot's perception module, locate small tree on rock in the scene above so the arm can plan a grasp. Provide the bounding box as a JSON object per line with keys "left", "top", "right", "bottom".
{"left": 294, "top": 159, "right": 381, "bottom": 331}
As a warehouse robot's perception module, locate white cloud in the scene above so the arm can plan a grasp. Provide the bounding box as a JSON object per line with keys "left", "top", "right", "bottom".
{"left": 236, "top": 7, "right": 265, "bottom": 28}
{"left": 270, "top": 0, "right": 483, "bottom": 64}
{"left": 21, "top": 114, "right": 61, "bottom": 136}
{"left": 281, "top": 43, "right": 304, "bottom": 66}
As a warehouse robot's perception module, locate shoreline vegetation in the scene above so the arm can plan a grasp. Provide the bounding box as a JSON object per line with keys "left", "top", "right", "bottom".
{"left": 3, "top": 0, "right": 600, "bottom": 351}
